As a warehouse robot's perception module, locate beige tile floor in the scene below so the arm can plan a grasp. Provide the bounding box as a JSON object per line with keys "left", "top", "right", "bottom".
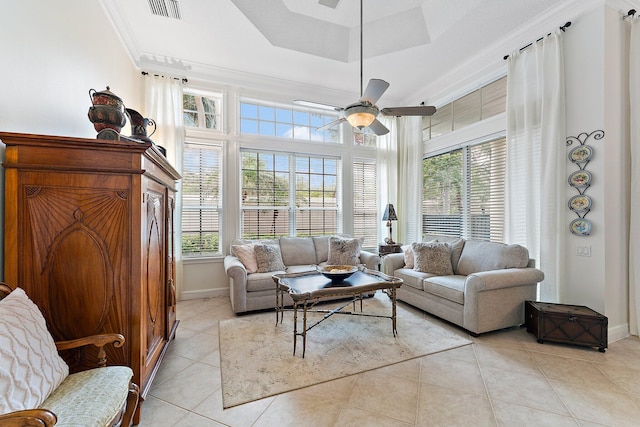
{"left": 137, "top": 295, "right": 640, "bottom": 427}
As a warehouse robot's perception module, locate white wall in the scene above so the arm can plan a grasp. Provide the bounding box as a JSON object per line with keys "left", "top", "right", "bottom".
{"left": 0, "top": 1, "right": 144, "bottom": 280}
{"left": 563, "top": 4, "right": 631, "bottom": 336}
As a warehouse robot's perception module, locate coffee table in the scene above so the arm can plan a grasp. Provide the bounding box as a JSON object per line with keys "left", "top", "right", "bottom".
{"left": 272, "top": 268, "right": 403, "bottom": 357}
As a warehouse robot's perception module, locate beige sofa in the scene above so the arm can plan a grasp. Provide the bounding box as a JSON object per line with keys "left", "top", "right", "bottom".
{"left": 224, "top": 236, "right": 380, "bottom": 314}
{"left": 382, "top": 235, "right": 544, "bottom": 335}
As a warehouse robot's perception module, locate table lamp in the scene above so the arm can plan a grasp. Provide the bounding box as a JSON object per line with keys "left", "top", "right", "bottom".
{"left": 382, "top": 203, "right": 397, "bottom": 244}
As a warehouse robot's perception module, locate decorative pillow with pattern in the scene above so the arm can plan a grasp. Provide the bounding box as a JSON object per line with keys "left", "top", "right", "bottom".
{"left": 254, "top": 243, "right": 286, "bottom": 273}
{"left": 327, "top": 236, "right": 363, "bottom": 266}
{"left": 231, "top": 243, "right": 258, "bottom": 273}
{"left": 412, "top": 242, "right": 453, "bottom": 276}
{"left": 0, "top": 287, "right": 69, "bottom": 413}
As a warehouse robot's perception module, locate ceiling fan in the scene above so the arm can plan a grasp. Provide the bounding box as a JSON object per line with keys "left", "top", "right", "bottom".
{"left": 295, "top": 0, "right": 436, "bottom": 136}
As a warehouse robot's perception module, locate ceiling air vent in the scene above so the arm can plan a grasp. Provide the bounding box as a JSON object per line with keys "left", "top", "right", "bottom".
{"left": 148, "top": 0, "right": 182, "bottom": 19}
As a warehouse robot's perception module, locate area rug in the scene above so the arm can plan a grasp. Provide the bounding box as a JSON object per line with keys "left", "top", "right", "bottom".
{"left": 219, "top": 295, "right": 472, "bottom": 408}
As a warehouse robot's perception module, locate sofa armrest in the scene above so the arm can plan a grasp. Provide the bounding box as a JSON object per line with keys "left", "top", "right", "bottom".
{"left": 359, "top": 251, "right": 381, "bottom": 270}
{"left": 0, "top": 409, "right": 57, "bottom": 427}
{"left": 381, "top": 253, "right": 405, "bottom": 275}
{"left": 224, "top": 255, "right": 248, "bottom": 313}
{"left": 465, "top": 268, "right": 545, "bottom": 293}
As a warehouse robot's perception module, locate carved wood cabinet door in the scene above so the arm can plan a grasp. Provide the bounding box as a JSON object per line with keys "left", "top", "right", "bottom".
{"left": 2, "top": 132, "right": 181, "bottom": 422}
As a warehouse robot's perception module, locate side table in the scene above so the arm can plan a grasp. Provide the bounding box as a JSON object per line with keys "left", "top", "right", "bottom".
{"left": 378, "top": 243, "right": 402, "bottom": 256}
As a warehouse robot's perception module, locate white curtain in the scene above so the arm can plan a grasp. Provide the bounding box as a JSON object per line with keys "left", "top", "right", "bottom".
{"left": 144, "top": 76, "right": 185, "bottom": 299}
{"left": 397, "top": 116, "right": 423, "bottom": 245}
{"left": 505, "top": 30, "right": 566, "bottom": 302}
{"left": 629, "top": 16, "right": 640, "bottom": 336}
{"left": 376, "top": 117, "right": 398, "bottom": 244}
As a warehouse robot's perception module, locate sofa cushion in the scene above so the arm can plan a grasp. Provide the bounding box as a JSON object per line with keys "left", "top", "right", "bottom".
{"left": 423, "top": 275, "right": 466, "bottom": 304}
{"left": 393, "top": 268, "right": 434, "bottom": 290}
{"left": 447, "top": 238, "right": 465, "bottom": 274}
{"left": 456, "top": 240, "right": 530, "bottom": 275}
{"left": 0, "top": 288, "right": 69, "bottom": 414}
{"left": 327, "top": 236, "right": 363, "bottom": 266}
{"left": 286, "top": 265, "right": 318, "bottom": 274}
{"left": 313, "top": 236, "right": 330, "bottom": 264}
{"left": 412, "top": 242, "right": 453, "bottom": 276}
{"left": 40, "top": 366, "right": 133, "bottom": 427}
{"left": 280, "top": 237, "right": 316, "bottom": 266}
{"left": 254, "top": 243, "right": 286, "bottom": 273}
{"left": 231, "top": 243, "right": 258, "bottom": 273}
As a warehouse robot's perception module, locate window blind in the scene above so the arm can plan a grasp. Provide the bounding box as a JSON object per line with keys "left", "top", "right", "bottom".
{"left": 422, "top": 137, "right": 506, "bottom": 242}
{"left": 352, "top": 160, "right": 378, "bottom": 248}
{"left": 181, "top": 142, "right": 222, "bottom": 256}
{"left": 240, "top": 150, "right": 340, "bottom": 239}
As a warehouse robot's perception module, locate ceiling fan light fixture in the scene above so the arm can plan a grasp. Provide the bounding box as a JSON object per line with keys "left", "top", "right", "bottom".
{"left": 345, "top": 105, "right": 378, "bottom": 129}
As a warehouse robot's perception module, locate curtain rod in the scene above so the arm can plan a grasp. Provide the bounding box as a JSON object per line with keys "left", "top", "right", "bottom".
{"left": 141, "top": 71, "right": 188, "bottom": 83}
{"left": 503, "top": 22, "right": 571, "bottom": 60}
{"left": 623, "top": 9, "right": 636, "bottom": 19}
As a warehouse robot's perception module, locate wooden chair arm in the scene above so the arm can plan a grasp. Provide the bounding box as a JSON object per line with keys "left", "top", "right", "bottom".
{"left": 0, "top": 281, "right": 14, "bottom": 298}
{"left": 0, "top": 409, "right": 57, "bottom": 426}
{"left": 55, "top": 334, "right": 125, "bottom": 368}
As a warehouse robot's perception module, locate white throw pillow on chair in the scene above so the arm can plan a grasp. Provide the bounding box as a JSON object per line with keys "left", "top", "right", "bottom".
{"left": 0, "top": 287, "right": 69, "bottom": 413}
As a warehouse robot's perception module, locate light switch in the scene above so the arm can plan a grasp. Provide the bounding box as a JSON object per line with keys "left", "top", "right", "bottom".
{"left": 577, "top": 246, "right": 591, "bottom": 257}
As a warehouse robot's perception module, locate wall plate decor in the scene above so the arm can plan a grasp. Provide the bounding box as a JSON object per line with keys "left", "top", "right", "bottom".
{"left": 566, "top": 129, "right": 603, "bottom": 236}
{"left": 568, "top": 195, "right": 592, "bottom": 213}
{"left": 568, "top": 170, "right": 592, "bottom": 189}
{"left": 570, "top": 218, "right": 592, "bottom": 236}
{"left": 568, "top": 145, "right": 593, "bottom": 165}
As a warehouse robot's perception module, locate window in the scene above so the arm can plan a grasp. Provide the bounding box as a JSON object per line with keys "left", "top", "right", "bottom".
{"left": 183, "top": 91, "right": 223, "bottom": 130}
{"left": 422, "top": 76, "right": 506, "bottom": 141}
{"left": 353, "top": 127, "right": 377, "bottom": 147}
{"left": 181, "top": 142, "right": 223, "bottom": 256}
{"left": 241, "top": 151, "right": 339, "bottom": 239}
{"left": 240, "top": 101, "right": 339, "bottom": 142}
{"left": 352, "top": 160, "right": 378, "bottom": 247}
{"left": 422, "top": 137, "right": 506, "bottom": 242}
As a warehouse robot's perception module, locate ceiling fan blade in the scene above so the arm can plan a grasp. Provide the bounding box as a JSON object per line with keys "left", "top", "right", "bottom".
{"left": 368, "top": 119, "right": 390, "bottom": 136}
{"left": 294, "top": 99, "right": 343, "bottom": 112}
{"left": 381, "top": 106, "right": 437, "bottom": 117}
{"left": 316, "top": 117, "right": 346, "bottom": 131}
{"left": 360, "top": 79, "right": 390, "bottom": 105}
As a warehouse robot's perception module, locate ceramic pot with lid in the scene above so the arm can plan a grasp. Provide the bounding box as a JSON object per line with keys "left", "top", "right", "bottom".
{"left": 87, "top": 86, "right": 127, "bottom": 133}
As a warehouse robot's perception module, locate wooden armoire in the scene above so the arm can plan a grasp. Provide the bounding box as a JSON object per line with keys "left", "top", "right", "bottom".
{"left": 1, "top": 132, "right": 181, "bottom": 421}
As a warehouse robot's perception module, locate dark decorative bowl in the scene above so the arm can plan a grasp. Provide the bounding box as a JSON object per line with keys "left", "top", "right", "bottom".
{"left": 318, "top": 265, "right": 358, "bottom": 283}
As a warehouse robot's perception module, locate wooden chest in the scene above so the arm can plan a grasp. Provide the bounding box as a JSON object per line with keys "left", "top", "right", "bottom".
{"left": 525, "top": 301, "right": 608, "bottom": 352}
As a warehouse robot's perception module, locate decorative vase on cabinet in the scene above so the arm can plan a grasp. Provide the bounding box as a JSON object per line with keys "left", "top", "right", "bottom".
{"left": 1, "top": 132, "right": 181, "bottom": 424}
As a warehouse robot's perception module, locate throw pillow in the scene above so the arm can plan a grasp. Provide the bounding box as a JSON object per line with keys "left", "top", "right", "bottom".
{"left": 412, "top": 242, "right": 454, "bottom": 275}
{"left": 327, "top": 236, "right": 363, "bottom": 266}
{"left": 231, "top": 243, "right": 258, "bottom": 273}
{"left": 0, "top": 288, "right": 69, "bottom": 413}
{"left": 402, "top": 245, "right": 414, "bottom": 269}
{"left": 254, "top": 243, "right": 286, "bottom": 273}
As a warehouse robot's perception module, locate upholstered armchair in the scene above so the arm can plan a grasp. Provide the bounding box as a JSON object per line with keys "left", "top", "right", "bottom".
{"left": 0, "top": 283, "right": 139, "bottom": 427}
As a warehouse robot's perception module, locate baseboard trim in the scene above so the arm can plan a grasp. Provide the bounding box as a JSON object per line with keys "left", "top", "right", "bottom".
{"left": 179, "top": 288, "right": 230, "bottom": 301}
{"left": 609, "top": 323, "right": 630, "bottom": 343}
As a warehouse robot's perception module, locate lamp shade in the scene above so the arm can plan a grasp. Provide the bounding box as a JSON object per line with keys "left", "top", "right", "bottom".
{"left": 382, "top": 203, "right": 397, "bottom": 221}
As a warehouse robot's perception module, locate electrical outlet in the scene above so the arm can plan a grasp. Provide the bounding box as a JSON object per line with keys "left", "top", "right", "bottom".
{"left": 577, "top": 246, "right": 591, "bottom": 257}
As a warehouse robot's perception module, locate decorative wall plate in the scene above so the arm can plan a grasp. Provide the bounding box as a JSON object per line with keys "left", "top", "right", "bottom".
{"left": 570, "top": 218, "right": 592, "bottom": 236}
{"left": 568, "top": 170, "right": 592, "bottom": 188}
{"left": 568, "top": 145, "right": 593, "bottom": 163}
{"left": 568, "top": 195, "right": 592, "bottom": 212}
